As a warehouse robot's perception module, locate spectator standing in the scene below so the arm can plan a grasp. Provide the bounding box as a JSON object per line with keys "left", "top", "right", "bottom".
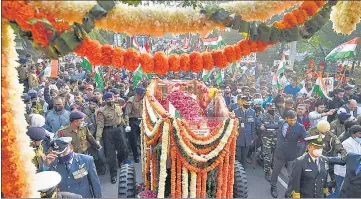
{"left": 308, "top": 100, "right": 336, "bottom": 128}
{"left": 283, "top": 76, "right": 301, "bottom": 100}
{"left": 45, "top": 97, "right": 71, "bottom": 133}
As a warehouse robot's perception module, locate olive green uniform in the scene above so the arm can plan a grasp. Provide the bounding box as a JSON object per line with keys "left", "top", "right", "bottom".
{"left": 330, "top": 119, "right": 345, "bottom": 137}
{"left": 125, "top": 96, "right": 143, "bottom": 160}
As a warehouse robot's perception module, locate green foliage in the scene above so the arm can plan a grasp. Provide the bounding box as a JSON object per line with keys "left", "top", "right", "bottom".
{"left": 121, "top": 0, "right": 141, "bottom": 6}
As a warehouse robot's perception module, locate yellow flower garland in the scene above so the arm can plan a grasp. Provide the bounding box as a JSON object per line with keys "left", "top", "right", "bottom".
{"left": 190, "top": 171, "right": 197, "bottom": 198}
{"left": 29, "top": 1, "right": 302, "bottom": 37}
{"left": 157, "top": 120, "right": 170, "bottom": 198}
{"left": 1, "top": 19, "right": 39, "bottom": 198}
{"left": 330, "top": 1, "right": 361, "bottom": 35}
{"left": 182, "top": 166, "right": 189, "bottom": 198}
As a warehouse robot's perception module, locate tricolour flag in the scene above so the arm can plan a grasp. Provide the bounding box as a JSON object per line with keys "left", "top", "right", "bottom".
{"left": 272, "top": 53, "right": 286, "bottom": 90}
{"left": 313, "top": 75, "right": 331, "bottom": 100}
{"left": 216, "top": 69, "right": 224, "bottom": 87}
{"left": 132, "top": 65, "right": 151, "bottom": 89}
{"left": 81, "top": 59, "right": 93, "bottom": 72}
{"left": 132, "top": 36, "right": 141, "bottom": 51}
{"left": 42, "top": 60, "right": 58, "bottom": 77}
{"left": 202, "top": 69, "right": 213, "bottom": 82}
{"left": 203, "top": 35, "right": 223, "bottom": 50}
{"left": 325, "top": 37, "right": 359, "bottom": 61}
{"left": 94, "top": 66, "right": 104, "bottom": 89}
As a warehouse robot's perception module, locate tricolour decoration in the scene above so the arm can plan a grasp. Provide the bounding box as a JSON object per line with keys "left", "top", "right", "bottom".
{"left": 141, "top": 79, "right": 238, "bottom": 198}
{"left": 1, "top": 19, "right": 39, "bottom": 198}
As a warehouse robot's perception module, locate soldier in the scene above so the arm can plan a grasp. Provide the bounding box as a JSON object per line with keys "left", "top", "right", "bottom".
{"left": 27, "top": 127, "right": 47, "bottom": 172}
{"left": 34, "top": 171, "right": 82, "bottom": 198}
{"left": 289, "top": 133, "right": 328, "bottom": 198}
{"left": 125, "top": 87, "right": 145, "bottom": 163}
{"left": 22, "top": 94, "right": 32, "bottom": 124}
{"left": 55, "top": 111, "right": 101, "bottom": 154}
{"left": 96, "top": 92, "right": 128, "bottom": 184}
{"left": 259, "top": 102, "right": 281, "bottom": 182}
{"left": 28, "top": 90, "right": 44, "bottom": 115}
{"left": 330, "top": 108, "right": 352, "bottom": 137}
{"left": 234, "top": 95, "right": 257, "bottom": 168}
{"left": 28, "top": 65, "right": 39, "bottom": 89}
{"left": 41, "top": 137, "right": 102, "bottom": 198}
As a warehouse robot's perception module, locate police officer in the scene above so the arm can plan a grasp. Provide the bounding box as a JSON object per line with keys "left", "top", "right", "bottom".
{"left": 234, "top": 95, "right": 257, "bottom": 168}
{"left": 330, "top": 108, "right": 352, "bottom": 137}
{"left": 96, "top": 92, "right": 128, "bottom": 184}
{"left": 125, "top": 87, "right": 145, "bottom": 163}
{"left": 289, "top": 133, "right": 328, "bottom": 198}
{"left": 259, "top": 102, "right": 281, "bottom": 182}
{"left": 35, "top": 171, "right": 82, "bottom": 198}
{"left": 27, "top": 127, "right": 47, "bottom": 172}
{"left": 55, "top": 111, "right": 101, "bottom": 154}
{"left": 42, "top": 137, "right": 102, "bottom": 198}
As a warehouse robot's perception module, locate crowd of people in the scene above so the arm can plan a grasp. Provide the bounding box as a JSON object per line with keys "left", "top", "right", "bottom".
{"left": 19, "top": 52, "right": 361, "bottom": 198}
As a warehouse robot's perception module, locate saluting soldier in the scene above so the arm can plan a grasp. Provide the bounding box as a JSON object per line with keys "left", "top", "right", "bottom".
{"left": 124, "top": 87, "right": 145, "bottom": 163}
{"left": 41, "top": 137, "right": 102, "bottom": 198}
{"left": 27, "top": 127, "right": 47, "bottom": 172}
{"left": 55, "top": 111, "right": 101, "bottom": 154}
{"left": 96, "top": 92, "right": 128, "bottom": 184}
{"left": 289, "top": 133, "right": 328, "bottom": 198}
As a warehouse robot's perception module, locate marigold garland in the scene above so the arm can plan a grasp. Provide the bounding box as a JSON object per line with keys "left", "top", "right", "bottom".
{"left": 151, "top": 151, "right": 157, "bottom": 191}
{"left": 112, "top": 47, "right": 125, "bottom": 69}
{"left": 212, "top": 50, "right": 228, "bottom": 68}
{"left": 180, "top": 54, "right": 190, "bottom": 72}
{"left": 216, "top": 159, "right": 224, "bottom": 198}
{"left": 140, "top": 53, "right": 154, "bottom": 74}
{"left": 153, "top": 52, "right": 169, "bottom": 76}
{"left": 202, "top": 52, "right": 214, "bottom": 71}
{"left": 176, "top": 151, "right": 182, "bottom": 198}
{"left": 224, "top": 45, "right": 237, "bottom": 63}
{"left": 222, "top": 144, "right": 230, "bottom": 198}
{"left": 201, "top": 172, "right": 207, "bottom": 198}
{"left": 189, "top": 52, "right": 203, "bottom": 73}
{"left": 171, "top": 144, "right": 176, "bottom": 198}
{"left": 168, "top": 54, "right": 180, "bottom": 71}
{"left": 31, "top": 22, "right": 53, "bottom": 47}
{"left": 123, "top": 48, "right": 140, "bottom": 71}
{"left": 101, "top": 45, "right": 114, "bottom": 66}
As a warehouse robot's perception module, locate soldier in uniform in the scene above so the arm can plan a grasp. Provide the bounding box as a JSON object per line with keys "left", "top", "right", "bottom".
{"left": 55, "top": 111, "right": 101, "bottom": 154}
{"left": 330, "top": 108, "right": 352, "bottom": 137}
{"left": 41, "top": 137, "right": 102, "bottom": 198}
{"left": 22, "top": 94, "right": 32, "bottom": 124}
{"left": 34, "top": 171, "right": 82, "bottom": 198}
{"left": 96, "top": 92, "right": 128, "bottom": 184}
{"left": 125, "top": 87, "right": 145, "bottom": 163}
{"left": 259, "top": 102, "right": 281, "bottom": 182}
{"left": 289, "top": 133, "right": 328, "bottom": 198}
{"left": 234, "top": 95, "right": 257, "bottom": 168}
{"left": 28, "top": 90, "right": 44, "bottom": 115}
{"left": 27, "top": 127, "right": 47, "bottom": 172}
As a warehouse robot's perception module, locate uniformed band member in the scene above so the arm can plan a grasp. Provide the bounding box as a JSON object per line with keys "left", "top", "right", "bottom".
{"left": 289, "top": 133, "right": 328, "bottom": 198}
{"left": 125, "top": 87, "right": 145, "bottom": 163}
{"left": 234, "top": 95, "right": 257, "bottom": 168}
{"left": 35, "top": 171, "right": 82, "bottom": 198}
{"left": 96, "top": 92, "right": 128, "bottom": 184}
{"left": 259, "top": 102, "right": 281, "bottom": 181}
{"left": 41, "top": 137, "right": 102, "bottom": 198}
{"left": 56, "top": 111, "right": 101, "bottom": 154}
{"left": 27, "top": 126, "right": 47, "bottom": 172}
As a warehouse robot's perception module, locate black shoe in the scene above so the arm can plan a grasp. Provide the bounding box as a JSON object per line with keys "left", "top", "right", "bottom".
{"left": 100, "top": 165, "right": 107, "bottom": 175}
{"left": 111, "top": 176, "right": 117, "bottom": 184}
{"left": 265, "top": 172, "right": 271, "bottom": 182}
{"left": 284, "top": 193, "right": 291, "bottom": 198}
{"left": 134, "top": 157, "right": 140, "bottom": 163}
{"left": 270, "top": 185, "right": 278, "bottom": 198}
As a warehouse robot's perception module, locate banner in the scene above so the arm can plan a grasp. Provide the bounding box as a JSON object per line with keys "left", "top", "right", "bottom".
{"left": 240, "top": 53, "right": 256, "bottom": 63}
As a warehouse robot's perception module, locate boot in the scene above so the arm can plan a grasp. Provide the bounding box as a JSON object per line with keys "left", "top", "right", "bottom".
{"left": 270, "top": 185, "right": 278, "bottom": 198}
{"left": 265, "top": 171, "right": 271, "bottom": 182}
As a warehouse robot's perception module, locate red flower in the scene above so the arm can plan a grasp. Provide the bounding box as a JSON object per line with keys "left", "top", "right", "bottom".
{"left": 189, "top": 52, "right": 203, "bottom": 73}
{"left": 124, "top": 48, "right": 140, "bottom": 71}
{"left": 31, "top": 22, "right": 53, "bottom": 47}
{"left": 233, "top": 45, "right": 242, "bottom": 60}
{"left": 101, "top": 45, "right": 114, "bottom": 66}
{"left": 201, "top": 52, "right": 214, "bottom": 70}
{"left": 1, "top": 1, "right": 27, "bottom": 21}
{"left": 212, "top": 50, "right": 228, "bottom": 68}
{"left": 224, "top": 46, "right": 236, "bottom": 63}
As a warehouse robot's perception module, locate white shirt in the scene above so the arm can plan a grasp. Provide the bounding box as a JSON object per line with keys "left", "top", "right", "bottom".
{"left": 300, "top": 87, "right": 313, "bottom": 97}
{"left": 308, "top": 111, "right": 328, "bottom": 128}
{"left": 334, "top": 137, "right": 361, "bottom": 177}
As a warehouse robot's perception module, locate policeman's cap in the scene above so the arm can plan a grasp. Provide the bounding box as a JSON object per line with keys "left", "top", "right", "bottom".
{"left": 27, "top": 127, "right": 47, "bottom": 141}
{"left": 50, "top": 137, "right": 72, "bottom": 154}
{"left": 22, "top": 94, "right": 31, "bottom": 103}
{"left": 136, "top": 87, "right": 146, "bottom": 96}
{"left": 35, "top": 171, "right": 61, "bottom": 192}
{"left": 28, "top": 90, "right": 38, "bottom": 99}
{"left": 103, "top": 92, "right": 114, "bottom": 100}
{"left": 304, "top": 134, "right": 325, "bottom": 147}
{"left": 69, "top": 111, "right": 85, "bottom": 122}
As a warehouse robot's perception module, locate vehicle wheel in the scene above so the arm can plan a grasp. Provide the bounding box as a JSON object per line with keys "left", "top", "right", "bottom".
{"left": 118, "top": 164, "right": 136, "bottom": 198}
{"left": 233, "top": 160, "right": 248, "bottom": 198}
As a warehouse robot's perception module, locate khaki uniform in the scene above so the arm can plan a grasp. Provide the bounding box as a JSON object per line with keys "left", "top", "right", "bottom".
{"left": 96, "top": 104, "right": 127, "bottom": 141}
{"left": 17, "top": 64, "right": 30, "bottom": 81}
{"left": 56, "top": 125, "right": 100, "bottom": 154}
{"left": 308, "top": 127, "right": 347, "bottom": 157}
{"left": 125, "top": 96, "right": 143, "bottom": 118}
{"left": 28, "top": 73, "right": 39, "bottom": 89}
{"left": 330, "top": 119, "right": 345, "bottom": 137}
{"left": 125, "top": 96, "right": 143, "bottom": 161}
{"left": 32, "top": 144, "right": 45, "bottom": 172}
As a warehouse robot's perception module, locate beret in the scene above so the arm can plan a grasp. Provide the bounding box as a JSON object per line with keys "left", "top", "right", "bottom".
{"left": 27, "top": 127, "right": 46, "bottom": 141}
{"left": 136, "top": 87, "right": 146, "bottom": 96}
{"left": 103, "top": 92, "right": 114, "bottom": 100}
{"left": 22, "top": 94, "right": 31, "bottom": 103}
{"left": 69, "top": 111, "right": 85, "bottom": 122}
{"left": 50, "top": 137, "right": 72, "bottom": 154}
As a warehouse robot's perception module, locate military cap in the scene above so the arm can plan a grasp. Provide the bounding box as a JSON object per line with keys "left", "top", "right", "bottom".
{"left": 22, "top": 94, "right": 31, "bottom": 103}
{"left": 266, "top": 102, "right": 276, "bottom": 109}
{"left": 35, "top": 171, "right": 62, "bottom": 192}
{"left": 26, "top": 127, "right": 47, "bottom": 141}
{"left": 50, "top": 137, "right": 72, "bottom": 154}
{"left": 69, "top": 111, "right": 85, "bottom": 122}
{"left": 103, "top": 92, "right": 114, "bottom": 100}
{"left": 304, "top": 133, "right": 325, "bottom": 147}
{"left": 136, "top": 87, "right": 146, "bottom": 96}
{"left": 28, "top": 89, "right": 38, "bottom": 98}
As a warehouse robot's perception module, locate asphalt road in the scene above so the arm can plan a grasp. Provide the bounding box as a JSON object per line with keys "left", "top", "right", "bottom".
{"left": 99, "top": 160, "right": 289, "bottom": 198}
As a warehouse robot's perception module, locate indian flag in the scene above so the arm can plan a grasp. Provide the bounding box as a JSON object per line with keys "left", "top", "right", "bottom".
{"left": 203, "top": 36, "right": 223, "bottom": 50}
{"left": 94, "top": 66, "right": 104, "bottom": 89}
{"left": 132, "top": 36, "right": 141, "bottom": 51}
{"left": 313, "top": 75, "right": 331, "bottom": 100}
{"left": 272, "top": 53, "right": 286, "bottom": 90}
{"left": 325, "top": 37, "right": 359, "bottom": 61}
{"left": 41, "top": 60, "right": 58, "bottom": 78}
{"left": 216, "top": 69, "right": 224, "bottom": 87}
{"left": 202, "top": 69, "right": 213, "bottom": 81}
{"left": 168, "top": 102, "right": 182, "bottom": 119}
{"left": 132, "top": 65, "right": 151, "bottom": 89}
{"left": 166, "top": 46, "right": 175, "bottom": 55}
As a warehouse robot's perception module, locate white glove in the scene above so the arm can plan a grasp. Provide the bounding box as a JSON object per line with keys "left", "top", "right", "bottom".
{"left": 125, "top": 126, "right": 131, "bottom": 133}
{"left": 96, "top": 140, "right": 100, "bottom": 146}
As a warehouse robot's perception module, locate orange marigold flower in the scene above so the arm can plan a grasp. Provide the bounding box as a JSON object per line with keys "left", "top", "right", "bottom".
{"left": 301, "top": 1, "right": 319, "bottom": 16}
{"left": 283, "top": 12, "right": 298, "bottom": 28}
{"left": 140, "top": 53, "right": 154, "bottom": 74}
{"left": 292, "top": 9, "right": 308, "bottom": 24}
{"left": 212, "top": 50, "right": 228, "bottom": 68}
{"left": 249, "top": 40, "right": 258, "bottom": 53}
{"left": 315, "top": 1, "right": 327, "bottom": 7}
{"left": 15, "top": 5, "right": 36, "bottom": 31}
{"left": 180, "top": 54, "right": 190, "bottom": 72}
{"left": 112, "top": 47, "right": 125, "bottom": 69}
{"left": 53, "top": 21, "right": 70, "bottom": 33}
{"left": 201, "top": 52, "right": 214, "bottom": 70}
{"left": 168, "top": 54, "right": 180, "bottom": 71}
{"left": 153, "top": 52, "right": 169, "bottom": 76}
{"left": 223, "top": 46, "right": 236, "bottom": 63}
{"left": 101, "top": 45, "right": 114, "bottom": 66}
{"left": 189, "top": 52, "right": 203, "bottom": 73}
{"left": 124, "top": 48, "right": 140, "bottom": 71}
{"left": 1, "top": 1, "right": 26, "bottom": 21}
{"left": 233, "top": 44, "right": 242, "bottom": 60}
{"left": 31, "top": 22, "right": 53, "bottom": 47}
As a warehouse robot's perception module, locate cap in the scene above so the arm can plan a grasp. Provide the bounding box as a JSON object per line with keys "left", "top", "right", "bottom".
{"left": 28, "top": 90, "right": 38, "bottom": 99}
{"left": 103, "top": 92, "right": 114, "bottom": 100}
{"left": 349, "top": 125, "right": 361, "bottom": 135}
{"left": 89, "top": 97, "right": 99, "bottom": 104}
{"left": 136, "top": 87, "right": 146, "bottom": 96}
{"left": 94, "top": 88, "right": 103, "bottom": 93}
{"left": 69, "top": 111, "right": 85, "bottom": 122}
{"left": 343, "top": 85, "right": 353, "bottom": 90}
{"left": 317, "top": 120, "right": 330, "bottom": 133}
{"left": 50, "top": 137, "right": 72, "bottom": 154}
{"left": 253, "top": 98, "right": 263, "bottom": 105}
{"left": 85, "top": 84, "right": 94, "bottom": 90}
{"left": 337, "top": 108, "right": 351, "bottom": 116}
{"left": 22, "top": 94, "right": 31, "bottom": 103}
{"left": 35, "top": 171, "right": 61, "bottom": 192}
{"left": 304, "top": 133, "right": 325, "bottom": 147}
{"left": 265, "top": 102, "right": 276, "bottom": 109}
{"left": 27, "top": 127, "right": 47, "bottom": 141}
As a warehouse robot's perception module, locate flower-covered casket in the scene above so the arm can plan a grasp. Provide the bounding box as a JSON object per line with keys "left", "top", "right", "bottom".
{"left": 141, "top": 78, "right": 239, "bottom": 198}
